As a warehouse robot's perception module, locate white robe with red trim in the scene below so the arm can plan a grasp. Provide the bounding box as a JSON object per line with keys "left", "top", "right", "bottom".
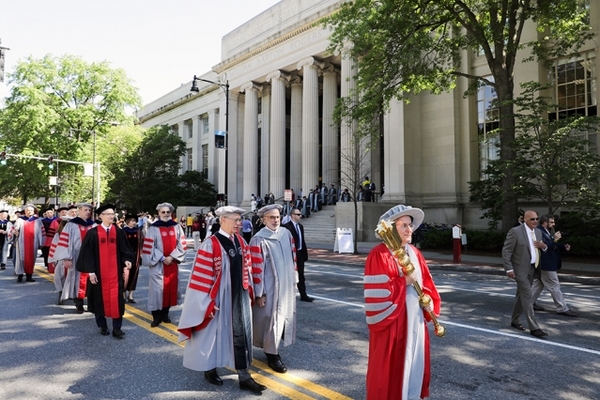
{"left": 177, "top": 234, "right": 253, "bottom": 371}
{"left": 249, "top": 227, "right": 297, "bottom": 354}
{"left": 51, "top": 220, "right": 94, "bottom": 300}
{"left": 10, "top": 217, "right": 44, "bottom": 275}
{"left": 141, "top": 223, "right": 187, "bottom": 311}
{"left": 364, "top": 243, "right": 441, "bottom": 400}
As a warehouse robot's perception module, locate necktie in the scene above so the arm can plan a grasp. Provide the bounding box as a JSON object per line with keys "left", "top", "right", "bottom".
{"left": 295, "top": 224, "right": 302, "bottom": 250}
{"left": 530, "top": 231, "right": 540, "bottom": 268}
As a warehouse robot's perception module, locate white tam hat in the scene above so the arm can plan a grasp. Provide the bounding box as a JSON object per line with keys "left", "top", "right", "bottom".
{"left": 257, "top": 204, "right": 282, "bottom": 217}
{"left": 378, "top": 204, "right": 424, "bottom": 228}
{"left": 215, "top": 206, "right": 246, "bottom": 216}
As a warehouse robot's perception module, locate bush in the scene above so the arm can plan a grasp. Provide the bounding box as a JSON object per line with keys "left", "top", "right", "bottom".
{"left": 463, "top": 230, "right": 506, "bottom": 251}
{"left": 563, "top": 236, "right": 600, "bottom": 257}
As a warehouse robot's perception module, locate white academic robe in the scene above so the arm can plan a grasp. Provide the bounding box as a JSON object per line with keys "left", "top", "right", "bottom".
{"left": 141, "top": 222, "right": 187, "bottom": 311}
{"left": 249, "top": 227, "right": 297, "bottom": 354}
{"left": 178, "top": 234, "right": 253, "bottom": 371}
{"left": 51, "top": 219, "right": 94, "bottom": 300}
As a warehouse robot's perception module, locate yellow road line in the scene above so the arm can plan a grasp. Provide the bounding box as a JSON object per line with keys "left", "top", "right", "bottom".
{"left": 36, "top": 266, "right": 350, "bottom": 399}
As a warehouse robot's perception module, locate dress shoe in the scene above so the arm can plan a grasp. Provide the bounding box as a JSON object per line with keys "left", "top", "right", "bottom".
{"left": 17, "top": 274, "right": 23, "bottom": 283}
{"left": 557, "top": 310, "right": 579, "bottom": 317}
{"left": 57, "top": 291, "right": 63, "bottom": 305}
{"left": 25, "top": 274, "right": 35, "bottom": 282}
{"left": 112, "top": 328, "right": 125, "bottom": 338}
{"left": 162, "top": 317, "right": 172, "bottom": 323}
{"left": 530, "top": 329, "right": 548, "bottom": 338}
{"left": 267, "top": 356, "right": 287, "bottom": 373}
{"left": 533, "top": 304, "right": 545, "bottom": 311}
{"left": 75, "top": 305, "right": 85, "bottom": 314}
{"left": 510, "top": 323, "right": 525, "bottom": 331}
{"left": 239, "top": 378, "right": 267, "bottom": 395}
{"left": 204, "top": 369, "right": 223, "bottom": 386}
{"left": 300, "top": 295, "right": 314, "bottom": 302}
{"left": 1, "top": 263, "right": 5, "bottom": 270}
{"left": 100, "top": 327, "right": 110, "bottom": 336}
{"left": 127, "top": 298, "right": 136, "bottom": 304}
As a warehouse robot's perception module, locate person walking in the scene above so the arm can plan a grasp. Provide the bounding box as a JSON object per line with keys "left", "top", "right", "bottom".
{"left": 283, "top": 207, "right": 313, "bottom": 302}
{"left": 0, "top": 210, "right": 12, "bottom": 270}
{"left": 531, "top": 214, "right": 578, "bottom": 317}
{"left": 364, "top": 205, "right": 441, "bottom": 400}
{"left": 10, "top": 204, "right": 44, "bottom": 283}
{"left": 76, "top": 204, "right": 135, "bottom": 338}
{"left": 178, "top": 206, "right": 267, "bottom": 395}
{"left": 502, "top": 209, "right": 549, "bottom": 338}
{"left": 249, "top": 204, "right": 297, "bottom": 374}
{"left": 142, "top": 202, "right": 187, "bottom": 327}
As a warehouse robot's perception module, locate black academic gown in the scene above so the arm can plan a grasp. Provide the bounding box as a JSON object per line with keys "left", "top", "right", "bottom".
{"left": 76, "top": 225, "right": 135, "bottom": 318}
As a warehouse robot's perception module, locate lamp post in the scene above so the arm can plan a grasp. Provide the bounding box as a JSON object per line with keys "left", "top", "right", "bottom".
{"left": 191, "top": 75, "right": 229, "bottom": 205}
{"left": 69, "top": 128, "right": 100, "bottom": 207}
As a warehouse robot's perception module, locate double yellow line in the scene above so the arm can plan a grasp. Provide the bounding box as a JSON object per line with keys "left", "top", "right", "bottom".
{"left": 35, "top": 266, "right": 352, "bottom": 400}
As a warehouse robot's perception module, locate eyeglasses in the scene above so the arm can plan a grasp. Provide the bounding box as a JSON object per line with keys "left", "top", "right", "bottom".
{"left": 529, "top": 218, "right": 539, "bottom": 221}
{"left": 159, "top": 211, "right": 171, "bottom": 214}
{"left": 397, "top": 223, "right": 415, "bottom": 230}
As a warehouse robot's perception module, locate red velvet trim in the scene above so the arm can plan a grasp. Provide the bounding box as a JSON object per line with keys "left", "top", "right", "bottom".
{"left": 22, "top": 220, "right": 36, "bottom": 274}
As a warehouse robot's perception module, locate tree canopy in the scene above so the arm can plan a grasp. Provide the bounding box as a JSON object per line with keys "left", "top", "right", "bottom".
{"left": 0, "top": 54, "right": 141, "bottom": 204}
{"left": 324, "top": 0, "right": 594, "bottom": 231}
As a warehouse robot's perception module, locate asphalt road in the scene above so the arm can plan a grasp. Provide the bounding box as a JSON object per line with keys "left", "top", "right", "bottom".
{"left": 1, "top": 250, "right": 599, "bottom": 399}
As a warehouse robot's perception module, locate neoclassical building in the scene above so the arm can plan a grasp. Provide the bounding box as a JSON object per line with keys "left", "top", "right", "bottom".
{"left": 136, "top": 0, "right": 598, "bottom": 230}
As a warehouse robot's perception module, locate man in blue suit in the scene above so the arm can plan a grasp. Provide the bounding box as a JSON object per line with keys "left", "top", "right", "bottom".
{"left": 531, "top": 215, "right": 578, "bottom": 317}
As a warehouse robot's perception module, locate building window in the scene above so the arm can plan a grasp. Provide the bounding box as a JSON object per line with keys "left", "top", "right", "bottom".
{"left": 202, "top": 115, "right": 209, "bottom": 135}
{"left": 186, "top": 119, "right": 193, "bottom": 139}
{"left": 170, "top": 124, "right": 179, "bottom": 137}
{"left": 202, "top": 144, "right": 209, "bottom": 177}
{"left": 477, "top": 78, "right": 500, "bottom": 179}
{"left": 187, "top": 148, "right": 193, "bottom": 171}
{"left": 549, "top": 53, "right": 597, "bottom": 153}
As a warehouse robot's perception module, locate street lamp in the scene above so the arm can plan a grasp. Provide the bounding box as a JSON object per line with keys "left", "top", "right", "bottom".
{"left": 191, "top": 75, "right": 229, "bottom": 205}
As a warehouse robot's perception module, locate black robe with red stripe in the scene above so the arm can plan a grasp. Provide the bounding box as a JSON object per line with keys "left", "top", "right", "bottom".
{"left": 76, "top": 225, "right": 135, "bottom": 318}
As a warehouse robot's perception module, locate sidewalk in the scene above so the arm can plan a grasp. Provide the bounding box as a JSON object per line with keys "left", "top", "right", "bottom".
{"left": 307, "top": 241, "right": 600, "bottom": 285}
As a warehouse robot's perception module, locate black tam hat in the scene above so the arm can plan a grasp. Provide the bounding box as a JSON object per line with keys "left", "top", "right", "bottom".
{"left": 95, "top": 204, "right": 116, "bottom": 216}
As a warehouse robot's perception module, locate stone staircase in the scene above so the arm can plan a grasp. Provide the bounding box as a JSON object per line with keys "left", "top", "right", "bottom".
{"left": 300, "top": 205, "right": 337, "bottom": 245}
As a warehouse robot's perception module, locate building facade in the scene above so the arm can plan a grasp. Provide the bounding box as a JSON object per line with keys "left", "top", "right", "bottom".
{"left": 136, "top": 0, "right": 599, "bottom": 229}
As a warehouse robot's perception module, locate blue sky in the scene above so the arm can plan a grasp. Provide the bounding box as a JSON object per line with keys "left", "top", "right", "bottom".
{"left": 1, "top": 0, "right": 281, "bottom": 106}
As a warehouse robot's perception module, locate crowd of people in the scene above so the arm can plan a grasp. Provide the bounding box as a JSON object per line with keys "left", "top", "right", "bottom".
{"left": 1, "top": 200, "right": 316, "bottom": 396}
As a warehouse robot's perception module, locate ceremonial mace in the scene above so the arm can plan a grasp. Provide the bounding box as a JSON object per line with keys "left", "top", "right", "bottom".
{"left": 375, "top": 219, "right": 446, "bottom": 337}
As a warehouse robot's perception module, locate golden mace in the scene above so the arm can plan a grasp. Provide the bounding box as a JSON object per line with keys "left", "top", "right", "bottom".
{"left": 375, "top": 219, "right": 446, "bottom": 337}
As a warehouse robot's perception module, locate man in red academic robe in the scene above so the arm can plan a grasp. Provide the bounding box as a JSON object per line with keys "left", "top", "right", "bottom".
{"left": 364, "top": 205, "right": 441, "bottom": 400}
{"left": 76, "top": 204, "right": 134, "bottom": 338}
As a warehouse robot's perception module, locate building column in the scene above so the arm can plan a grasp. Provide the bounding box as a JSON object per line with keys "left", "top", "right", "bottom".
{"left": 241, "top": 82, "right": 260, "bottom": 203}
{"left": 322, "top": 65, "right": 339, "bottom": 188}
{"left": 340, "top": 46, "right": 358, "bottom": 193}
{"left": 192, "top": 116, "right": 201, "bottom": 171}
{"left": 260, "top": 85, "right": 271, "bottom": 198}
{"left": 298, "top": 57, "right": 323, "bottom": 194}
{"left": 208, "top": 109, "right": 217, "bottom": 184}
{"left": 228, "top": 91, "right": 240, "bottom": 205}
{"left": 383, "top": 98, "right": 406, "bottom": 202}
{"left": 289, "top": 77, "right": 303, "bottom": 194}
{"left": 267, "top": 70, "right": 289, "bottom": 200}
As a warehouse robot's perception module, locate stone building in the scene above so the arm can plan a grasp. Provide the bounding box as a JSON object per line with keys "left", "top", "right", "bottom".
{"left": 136, "top": 0, "right": 598, "bottom": 233}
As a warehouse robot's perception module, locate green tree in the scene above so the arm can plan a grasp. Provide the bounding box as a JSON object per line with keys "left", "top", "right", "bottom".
{"left": 470, "top": 82, "right": 600, "bottom": 226}
{"left": 323, "top": 0, "right": 593, "bottom": 231}
{"left": 175, "top": 170, "right": 218, "bottom": 207}
{"left": 0, "top": 54, "right": 141, "bottom": 204}
{"left": 107, "top": 125, "right": 186, "bottom": 212}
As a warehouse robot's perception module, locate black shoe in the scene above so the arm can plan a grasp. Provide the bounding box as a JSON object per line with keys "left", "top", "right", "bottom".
{"left": 530, "top": 329, "right": 548, "bottom": 338}
{"left": 510, "top": 322, "right": 525, "bottom": 331}
{"left": 300, "top": 296, "right": 314, "bottom": 302}
{"left": 25, "top": 274, "right": 35, "bottom": 282}
{"left": 267, "top": 355, "right": 287, "bottom": 373}
{"left": 100, "top": 327, "right": 109, "bottom": 336}
{"left": 162, "top": 317, "right": 172, "bottom": 323}
{"left": 112, "top": 328, "right": 125, "bottom": 338}
{"left": 75, "top": 305, "right": 85, "bottom": 314}
{"left": 533, "top": 304, "right": 545, "bottom": 311}
{"left": 0, "top": 263, "right": 5, "bottom": 270}
{"left": 151, "top": 311, "right": 161, "bottom": 327}
{"left": 204, "top": 369, "right": 223, "bottom": 386}
{"left": 57, "top": 291, "right": 63, "bottom": 305}
{"left": 127, "top": 298, "right": 136, "bottom": 304}
{"left": 557, "top": 310, "right": 579, "bottom": 317}
{"left": 17, "top": 274, "right": 23, "bottom": 283}
{"left": 239, "top": 378, "right": 266, "bottom": 395}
